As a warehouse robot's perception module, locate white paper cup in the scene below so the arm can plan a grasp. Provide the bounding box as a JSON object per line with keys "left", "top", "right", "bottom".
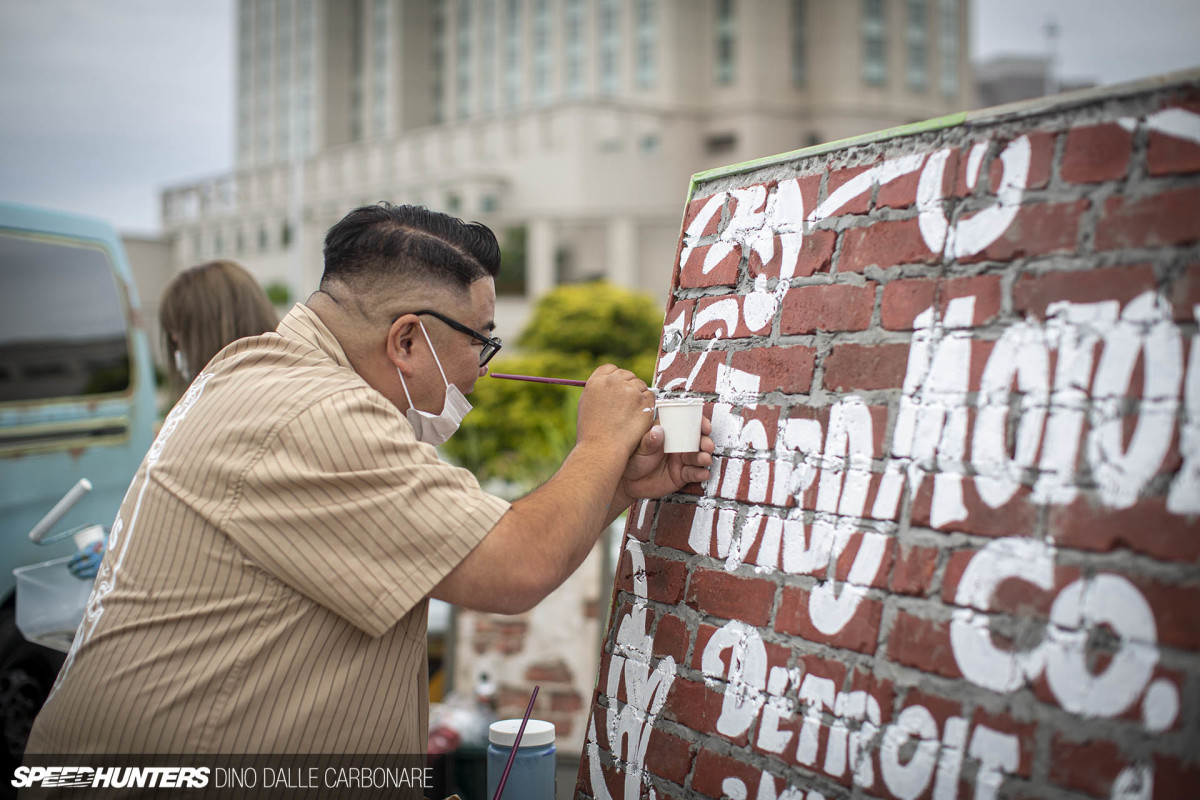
{"left": 71, "top": 524, "right": 105, "bottom": 551}
{"left": 656, "top": 398, "right": 704, "bottom": 453}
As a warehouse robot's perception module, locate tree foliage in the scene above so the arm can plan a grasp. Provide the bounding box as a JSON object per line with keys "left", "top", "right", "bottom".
{"left": 443, "top": 281, "right": 662, "bottom": 489}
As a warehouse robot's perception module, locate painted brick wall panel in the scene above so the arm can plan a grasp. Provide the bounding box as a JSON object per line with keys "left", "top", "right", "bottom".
{"left": 580, "top": 74, "right": 1200, "bottom": 800}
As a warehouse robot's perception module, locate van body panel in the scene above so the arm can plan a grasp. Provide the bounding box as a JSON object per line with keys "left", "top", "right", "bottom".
{"left": 0, "top": 202, "right": 156, "bottom": 604}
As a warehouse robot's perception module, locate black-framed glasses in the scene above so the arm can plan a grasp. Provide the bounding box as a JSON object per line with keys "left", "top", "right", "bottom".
{"left": 410, "top": 309, "right": 503, "bottom": 367}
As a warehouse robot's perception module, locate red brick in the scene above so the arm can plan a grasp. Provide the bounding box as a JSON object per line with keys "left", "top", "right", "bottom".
{"left": 890, "top": 543, "right": 940, "bottom": 597}
{"left": 655, "top": 347, "right": 723, "bottom": 394}
{"left": 827, "top": 162, "right": 877, "bottom": 215}
{"left": 653, "top": 612, "right": 691, "bottom": 663}
{"left": 776, "top": 586, "right": 883, "bottom": 654}
{"left": 616, "top": 550, "right": 688, "bottom": 604}
{"left": 643, "top": 727, "right": 695, "bottom": 786}
{"left": 1170, "top": 263, "right": 1200, "bottom": 321}
{"left": 876, "top": 160, "right": 925, "bottom": 209}
{"left": 835, "top": 533, "right": 894, "bottom": 588}
{"left": 887, "top": 612, "right": 962, "bottom": 679}
{"left": 1012, "top": 264, "right": 1157, "bottom": 319}
{"left": 695, "top": 295, "right": 757, "bottom": 339}
{"left": 881, "top": 274, "right": 1003, "bottom": 330}
{"left": 989, "top": 130, "right": 1056, "bottom": 192}
{"left": 692, "top": 623, "right": 792, "bottom": 674}
{"left": 1153, "top": 753, "right": 1200, "bottom": 800}
{"left": 525, "top": 659, "right": 572, "bottom": 683}
{"left": 1095, "top": 186, "right": 1200, "bottom": 250}
{"left": 549, "top": 689, "right": 583, "bottom": 712}
{"left": 686, "top": 568, "right": 777, "bottom": 626}
{"left": 912, "top": 477, "right": 1039, "bottom": 538}
{"left": 683, "top": 192, "right": 725, "bottom": 237}
{"left": 942, "top": 547, "right": 1081, "bottom": 617}
{"left": 729, "top": 346, "right": 817, "bottom": 394}
{"left": 1050, "top": 494, "right": 1200, "bottom": 562}
{"left": 1147, "top": 102, "right": 1200, "bottom": 176}
{"left": 692, "top": 747, "right": 762, "bottom": 798}
{"left": 838, "top": 219, "right": 937, "bottom": 272}
{"left": 848, "top": 668, "right": 896, "bottom": 725}
{"left": 780, "top": 282, "right": 877, "bottom": 334}
{"left": 654, "top": 501, "right": 701, "bottom": 553}
{"left": 822, "top": 343, "right": 911, "bottom": 391}
{"left": 680, "top": 243, "right": 741, "bottom": 288}
{"left": 579, "top": 735, "right": 627, "bottom": 800}
{"left": 1126, "top": 577, "right": 1200, "bottom": 650}
{"left": 881, "top": 278, "right": 937, "bottom": 330}
{"left": 1050, "top": 735, "right": 1128, "bottom": 798}
{"left": 626, "top": 500, "right": 657, "bottom": 543}
{"left": 970, "top": 199, "right": 1088, "bottom": 262}
{"left": 1061, "top": 123, "right": 1134, "bottom": 184}
{"left": 973, "top": 709, "right": 1036, "bottom": 776}
{"left": 899, "top": 688, "right": 964, "bottom": 730}
{"left": 664, "top": 678, "right": 736, "bottom": 742}
{"left": 749, "top": 229, "right": 835, "bottom": 280}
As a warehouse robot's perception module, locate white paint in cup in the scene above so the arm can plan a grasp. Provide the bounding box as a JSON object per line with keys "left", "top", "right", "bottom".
{"left": 656, "top": 397, "right": 704, "bottom": 453}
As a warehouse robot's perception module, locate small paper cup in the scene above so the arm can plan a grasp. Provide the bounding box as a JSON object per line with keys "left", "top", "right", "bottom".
{"left": 656, "top": 398, "right": 704, "bottom": 453}
{"left": 72, "top": 524, "right": 105, "bottom": 551}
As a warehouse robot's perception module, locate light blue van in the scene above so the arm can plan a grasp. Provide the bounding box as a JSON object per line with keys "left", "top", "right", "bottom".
{"left": 0, "top": 203, "right": 156, "bottom": 767}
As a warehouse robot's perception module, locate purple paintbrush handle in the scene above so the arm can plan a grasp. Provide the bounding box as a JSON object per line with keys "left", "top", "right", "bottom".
{"left": 489, "top": 373, "right": 587, "bottom": 387}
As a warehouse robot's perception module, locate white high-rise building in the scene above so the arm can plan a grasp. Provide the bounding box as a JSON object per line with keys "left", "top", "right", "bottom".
{"left": 162, "top": 0, "right": 972, "bottom": 333}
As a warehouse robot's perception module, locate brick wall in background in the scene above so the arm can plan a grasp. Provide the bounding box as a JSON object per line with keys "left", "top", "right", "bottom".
{"left": 578, "top": 72, "right": 1200, "bottom": 800}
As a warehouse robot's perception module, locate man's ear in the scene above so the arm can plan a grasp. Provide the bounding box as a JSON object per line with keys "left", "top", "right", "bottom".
{"left": 386, "top": 315, "right": 420, "bottom": 376}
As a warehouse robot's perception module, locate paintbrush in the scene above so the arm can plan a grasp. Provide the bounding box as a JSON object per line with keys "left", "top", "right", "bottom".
{"left": 490, "top": 373, "right": 661, "bottom": 393}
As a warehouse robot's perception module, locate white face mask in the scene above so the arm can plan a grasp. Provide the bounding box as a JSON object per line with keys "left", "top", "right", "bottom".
{"left": 396, "top": 322, "right": 473, "bottom": 447}
{"left": 173, "top": 350, "right": 192, "bottom": 381}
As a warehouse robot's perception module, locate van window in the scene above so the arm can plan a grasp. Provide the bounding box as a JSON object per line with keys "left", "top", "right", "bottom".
{"left": 0, "top": 232, "right": 131, "bottom": 403}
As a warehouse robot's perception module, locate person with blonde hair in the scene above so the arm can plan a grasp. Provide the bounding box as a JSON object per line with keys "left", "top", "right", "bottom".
{"left": 67, "top": 260, "right": 278, "bottom": 579}
{"left": 159, "top": 259, "right": 279, "bottom": 388}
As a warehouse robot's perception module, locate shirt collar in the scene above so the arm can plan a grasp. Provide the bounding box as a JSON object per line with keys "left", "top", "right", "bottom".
{"left": 277, "top": 303, "right": 354, "bottom": 370}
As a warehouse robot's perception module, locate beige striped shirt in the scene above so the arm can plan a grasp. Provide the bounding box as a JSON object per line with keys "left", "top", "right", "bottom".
{"left": 28, "top": 304, "right": 509, "bottom": 756}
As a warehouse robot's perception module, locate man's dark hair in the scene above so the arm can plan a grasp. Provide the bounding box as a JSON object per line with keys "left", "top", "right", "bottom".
{"left": 321, "top": 203, "right": 501, "bottom": 293}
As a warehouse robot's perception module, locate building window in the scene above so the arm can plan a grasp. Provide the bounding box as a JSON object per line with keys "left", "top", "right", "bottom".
{"left": 938, "top": 0, "right": 959, "bottom": 97}
{"left": 791, "top": 0, "right": 807, "bottom": 86}
{"left": 532, "top": 0, "right": 552, "bottom": 104}
{"left": 715, "top": 0, "right": 735, "bottom": 85}
{"left": 456, "top": 0, "right": 473, "bottom": 119}
{"left": 373, "top": 0, "right": 391, "bottom": 136}
{"left": 906, "top": 0, "right": 928, "bottom": 91}
{"left": 635, "top": 0, "right": 657, "bottom": 90}
{"left": 431, "top": 0, "right": 448, "bottom": 123}
{"left": 705, "top": 132, "right": 737, "bottom": 155}
{"left": 598, "top": 0, "right": 620, "bottom": 96}
{"left": 640, "top": 133, "right": 660, "bottom": 156}
{"left": 565, "top": 0, "right": 586, "bottom": 98}
{"left": 862, "top": 0, "right": 887, "bottom": 86}
{"left": 350, "top": 0, "right": 365, "bottom": 141}
{"left": 481, "top": 0, "right": 497, "bottom": 113}
{"left": 503, "top": 0, "right": 522, "bottom": 109}
{"left": 258, "top": 223, "right": 270, "bottom": 251}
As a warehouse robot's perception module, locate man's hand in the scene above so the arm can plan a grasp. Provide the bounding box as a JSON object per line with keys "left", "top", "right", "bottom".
{"left": 619, "top": 415, "right": 715, "bottom": 500}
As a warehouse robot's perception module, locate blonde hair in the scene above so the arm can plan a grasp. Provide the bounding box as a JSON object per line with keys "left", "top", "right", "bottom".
{"left": 160, "top": 260, "right": 278, "bottom": 387}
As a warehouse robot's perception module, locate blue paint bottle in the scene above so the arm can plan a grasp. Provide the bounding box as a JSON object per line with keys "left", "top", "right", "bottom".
{"left": 486, "top": 719, "right": 555, "bottom": 800}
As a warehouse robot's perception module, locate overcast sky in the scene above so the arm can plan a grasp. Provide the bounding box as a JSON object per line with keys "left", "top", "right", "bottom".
{"left": 0, "top": 0, "right": 1197, "bottom": 236}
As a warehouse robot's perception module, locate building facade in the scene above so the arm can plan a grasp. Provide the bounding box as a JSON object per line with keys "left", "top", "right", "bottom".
{"left": 162, "top": 0, "right": 972, "bottom": 335}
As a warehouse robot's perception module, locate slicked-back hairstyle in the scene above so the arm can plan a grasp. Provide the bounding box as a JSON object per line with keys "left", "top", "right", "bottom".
{"left": 321, "top": 203, "right": 501, "bottom": 295}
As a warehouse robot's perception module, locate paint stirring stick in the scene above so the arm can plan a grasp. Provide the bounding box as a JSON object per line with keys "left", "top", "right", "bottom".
{"left": 492, "top": 684, "right": 539, "bottom": 800}
{"left": 490, "top": 373, "right": 661, "bottom": 392}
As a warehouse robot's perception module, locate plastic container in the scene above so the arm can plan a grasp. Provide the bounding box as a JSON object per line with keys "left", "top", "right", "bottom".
{"left": 656, "top": 397, "right": 704, "bottom": 453}
{"left": 13, "top": 556, "right": 91, "bottom": 652}
{"left": 486, "top": 719, "right": 555, "bottom": 800}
